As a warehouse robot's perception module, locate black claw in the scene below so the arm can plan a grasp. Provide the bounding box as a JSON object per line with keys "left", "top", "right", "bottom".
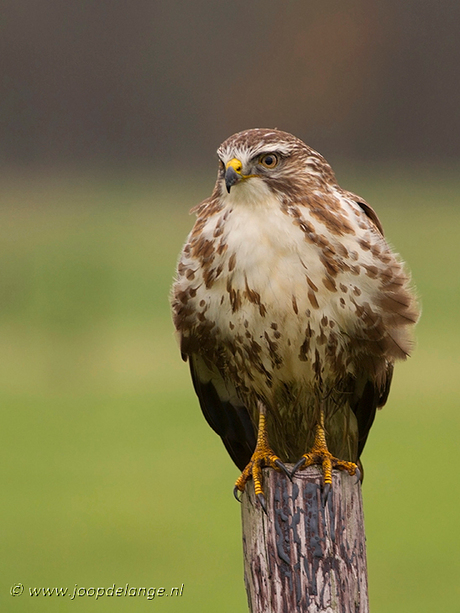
{"left": 233, "top": 486, "right": 242, "bottom": 503}
{"left": 257, "top": 493, "right": 268, "bottom": 515}
{"left": 354, "top": 466, "right": 361, "bottom": 484}
{"left": 274, "top": 459, "right": 292, "bottom": 481}
{"left": 291, "top": 457, "right": 306, "bottom": 479}
{"left": 321, "top": 483, "right": 331, "bottom": 506}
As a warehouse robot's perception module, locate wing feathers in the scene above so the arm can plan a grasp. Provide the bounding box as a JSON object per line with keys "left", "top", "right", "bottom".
{"left": 352, "top": 362, "right": 394, "bottom": 458}
{"left": 189, "top": 355, "right": 256, "bottom": 471}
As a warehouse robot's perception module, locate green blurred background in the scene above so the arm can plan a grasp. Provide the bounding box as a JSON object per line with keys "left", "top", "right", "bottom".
{"left": 0, "top": 168, "right": 458, "bottom": 612}
{"left": 1, "top": 1, "right": 460, "bottom": 611}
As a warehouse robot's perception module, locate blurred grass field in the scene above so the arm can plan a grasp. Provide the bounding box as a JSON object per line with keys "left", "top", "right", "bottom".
{"left": 0, "top": 166, "right": 458, "bottom": 612}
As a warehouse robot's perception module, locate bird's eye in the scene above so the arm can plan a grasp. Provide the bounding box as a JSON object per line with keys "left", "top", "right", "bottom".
{"left": 259, "top": 153, "right": 279, "bottom": 169}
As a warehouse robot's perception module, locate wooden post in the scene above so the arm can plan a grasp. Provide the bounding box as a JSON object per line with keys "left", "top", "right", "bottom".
{"left": 241, "top": 465, "right": 369, "bottom": 613}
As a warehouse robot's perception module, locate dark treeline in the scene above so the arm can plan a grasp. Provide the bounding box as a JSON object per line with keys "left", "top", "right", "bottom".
{"left": 1, "top": 1, "right": 459, "bottom": 167}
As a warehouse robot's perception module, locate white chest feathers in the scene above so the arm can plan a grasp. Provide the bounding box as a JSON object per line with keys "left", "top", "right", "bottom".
{"left": 179, "top": 188, "right": 380, "bottom": 390}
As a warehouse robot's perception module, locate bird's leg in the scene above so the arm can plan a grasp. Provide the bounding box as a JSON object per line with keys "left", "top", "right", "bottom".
{"left": 292, "top": 406, "right": 359, "bottom": 503}
{"left": 234, "top": 401, "right": 290, "bottom": 514}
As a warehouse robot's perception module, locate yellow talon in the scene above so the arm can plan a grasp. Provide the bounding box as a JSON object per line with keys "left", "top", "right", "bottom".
{"left": 292, "top": 414, "right": 358, "bottom": 501}
{"left": 234, "top": 404, "right": 290, "bottom": 511}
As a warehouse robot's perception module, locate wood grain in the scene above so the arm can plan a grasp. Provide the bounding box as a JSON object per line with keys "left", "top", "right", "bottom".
{"left": 241, "top": 465, "right": 369, "bottom": 613}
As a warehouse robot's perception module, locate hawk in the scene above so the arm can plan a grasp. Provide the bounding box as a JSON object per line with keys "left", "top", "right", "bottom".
{"left": 171, "top": 128, "right": 419, "bottom": 510}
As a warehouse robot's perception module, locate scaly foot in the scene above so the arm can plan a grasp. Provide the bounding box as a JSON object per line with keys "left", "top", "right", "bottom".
{"left": 291, "top": 421, "right": 360, "bottom": 504}
{"left": 234, "top": 407, "right": 290, "bottom": 514}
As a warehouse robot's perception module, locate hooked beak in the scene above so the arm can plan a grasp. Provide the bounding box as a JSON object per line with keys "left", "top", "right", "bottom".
{"left": 225, "top": 158, "right": 243, "bottom": 193}
{"left": 225, "top": 167, "right": 240, "bottom": 193}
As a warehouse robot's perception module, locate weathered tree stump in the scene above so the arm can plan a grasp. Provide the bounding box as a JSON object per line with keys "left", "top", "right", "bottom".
{"left": 241, "top": 465, "right": 369, "bottom": 613}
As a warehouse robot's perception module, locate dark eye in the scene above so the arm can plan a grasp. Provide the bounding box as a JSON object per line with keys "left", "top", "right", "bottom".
{"left": 260, "top": 153, "right": 279, "bottom": 169}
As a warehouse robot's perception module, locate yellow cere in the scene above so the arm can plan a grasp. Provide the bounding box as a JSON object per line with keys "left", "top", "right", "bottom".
{"left": 226, "top": 158, "right": 243, "bottom": 173}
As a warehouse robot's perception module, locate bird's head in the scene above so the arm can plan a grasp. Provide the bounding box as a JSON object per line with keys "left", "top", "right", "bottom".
{"left": 222, "top": 151, "right": 280, "bottom": 193}
{"left": 216, "top": 128, "right": 336, "bottom": 198}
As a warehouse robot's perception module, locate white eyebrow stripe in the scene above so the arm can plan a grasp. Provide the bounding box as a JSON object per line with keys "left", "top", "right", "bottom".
{"left": 220, "top": 144, "right": 292, "bottom": 160}
{"left": 253, "top": 144, "right": 292, "bottom": 156}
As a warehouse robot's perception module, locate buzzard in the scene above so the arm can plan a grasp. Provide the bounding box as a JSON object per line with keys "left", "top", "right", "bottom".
{"left": 171, "top": 129, "right": 418, "bottom": 510}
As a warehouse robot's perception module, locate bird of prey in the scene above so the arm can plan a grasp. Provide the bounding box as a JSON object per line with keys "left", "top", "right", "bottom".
{"left": 171, "top": 128, "right": 418, "bottom": 510}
